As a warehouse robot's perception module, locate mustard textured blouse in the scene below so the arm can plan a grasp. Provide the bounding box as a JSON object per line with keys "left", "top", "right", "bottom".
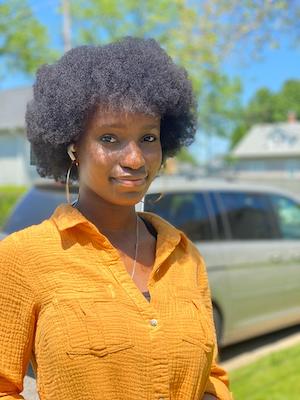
{"left": 0, "top": 204, "right": 232, "bottom": 400}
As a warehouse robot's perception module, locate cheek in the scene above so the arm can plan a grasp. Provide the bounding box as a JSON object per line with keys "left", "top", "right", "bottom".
{"left": 79, "top": 144, "right": 114, "bottom": 181}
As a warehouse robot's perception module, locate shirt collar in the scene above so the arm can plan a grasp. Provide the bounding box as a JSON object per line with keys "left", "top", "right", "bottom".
{"left": 51, "top": 204, "right": 183, "bottom": 245}
{"left": 51, "top": 204, "right": 92, "bottom": 231}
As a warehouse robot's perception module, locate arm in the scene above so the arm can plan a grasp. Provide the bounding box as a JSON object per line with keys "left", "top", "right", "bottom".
{"left": 196, "top": 252, "right": 233, "bottom": 400}
{"left": 0, "top": 236, "right": 37, "bottom": 399}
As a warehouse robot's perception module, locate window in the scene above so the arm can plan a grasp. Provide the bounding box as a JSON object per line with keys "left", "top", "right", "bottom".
{"left": 144, "top": 192, "right": 214, "bottom": 241}
{"left": 206, "top": 192, "right": 228, "bottom": 240}
{"left": 217, "top": 191, "right": 278, "bottom": 240}
{"left": 269, "top": 195, "right": 300, "bottom": 239}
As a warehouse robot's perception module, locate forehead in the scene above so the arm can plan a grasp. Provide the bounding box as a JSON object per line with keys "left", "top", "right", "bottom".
{"left": 88, "top": 107, "right": 161, "bottom": 129}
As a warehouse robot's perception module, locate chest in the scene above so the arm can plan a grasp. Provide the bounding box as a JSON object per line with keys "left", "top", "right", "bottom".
{"left": 118, "top": 235, "right": 156, "bottom": 292}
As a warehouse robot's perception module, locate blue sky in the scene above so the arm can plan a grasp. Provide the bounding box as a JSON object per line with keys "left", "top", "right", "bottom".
{"left": 1, "top": 1, "right": 300, "bottom": 161}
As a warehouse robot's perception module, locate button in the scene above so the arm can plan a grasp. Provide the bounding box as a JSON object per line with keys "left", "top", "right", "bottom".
{"left": 150, "top": 318, "right": 158, "bottom": 327}
{"left": 158, "top": 398, "right": 164, "bottom": 400}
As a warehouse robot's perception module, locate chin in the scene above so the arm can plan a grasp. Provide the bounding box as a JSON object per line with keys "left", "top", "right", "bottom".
{"left": 100, "top": 191, "right": 145, "bottom": 207}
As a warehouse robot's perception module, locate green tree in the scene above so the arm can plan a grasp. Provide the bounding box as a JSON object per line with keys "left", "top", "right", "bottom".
{"left": 230, "top": 79, "right": 300, "bottom": 149}
{"left": 69, "top": 0, "right": 300, "bottom": 153}
{"left": 0, "top": 0, "right": 53, "bottom": 77}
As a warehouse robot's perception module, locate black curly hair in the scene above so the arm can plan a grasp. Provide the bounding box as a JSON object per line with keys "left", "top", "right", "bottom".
{"left": 26, "top": 37, "right": 197, "bottom": 181}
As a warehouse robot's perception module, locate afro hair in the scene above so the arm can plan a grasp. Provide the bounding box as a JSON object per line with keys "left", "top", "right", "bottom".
{"left": 26, "top": 36, "right": 197, "bottom": 181}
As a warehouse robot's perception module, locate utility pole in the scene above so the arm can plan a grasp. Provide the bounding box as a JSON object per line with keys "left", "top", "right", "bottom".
{"left": 62, "top": 0, "right": 72, "bottom": 52}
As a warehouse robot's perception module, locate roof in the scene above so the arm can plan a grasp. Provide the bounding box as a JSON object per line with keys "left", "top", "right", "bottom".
{"left": 232, "top": 122, "right": 300, "bottom": 158}
{"left": 0, "top": 86, "right": 32, "bottom": 131}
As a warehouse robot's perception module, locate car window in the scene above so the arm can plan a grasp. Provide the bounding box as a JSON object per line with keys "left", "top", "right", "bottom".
{"left": 207, "top": 192, "right": 228, "bottom": 240}
{"left": 144, "top": 192, "right": 214, "bottom": 241}
{"left": 217, "top": 191, "right": 278, "bottom": 240}
{"left": 269, "top": 194, "right": 300, "bottom": 239}
{"left": 3, "top": 187, "right": 67, "bottom": 234}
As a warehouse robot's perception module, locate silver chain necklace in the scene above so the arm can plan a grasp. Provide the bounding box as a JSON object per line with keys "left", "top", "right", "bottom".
{"left": 131, "top": 215, "right": 139, "bottom": 279}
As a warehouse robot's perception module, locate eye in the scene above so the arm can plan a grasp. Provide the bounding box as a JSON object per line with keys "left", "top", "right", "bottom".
{"left": 143, "top": 134, "right": 157, "bottom": 142}
{"left": 100, "top": 134, "right": 117, "bottom": 143}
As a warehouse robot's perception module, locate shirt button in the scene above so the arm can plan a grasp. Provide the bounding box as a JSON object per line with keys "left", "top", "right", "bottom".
{"left": 150, "top": 318, "right": 158, "bottom": 327}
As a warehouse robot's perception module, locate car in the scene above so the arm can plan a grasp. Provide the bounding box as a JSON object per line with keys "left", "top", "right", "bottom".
{"left": 2, "top": 175, "right": 300, "bottom": 347}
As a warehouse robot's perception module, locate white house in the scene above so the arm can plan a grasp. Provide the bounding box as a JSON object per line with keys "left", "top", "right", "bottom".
{"left": 231, "top": 118, "right": 300, "bottom": 193}
{"left": 0, "top": 86, "right": 38, "bottom": 185}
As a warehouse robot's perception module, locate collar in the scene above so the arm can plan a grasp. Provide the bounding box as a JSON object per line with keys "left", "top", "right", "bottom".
{"left": 51, "top": 203, "right": 92, "bottom": 231}
{"left": 51, "top": 204, "right": 182, "bottom": 245}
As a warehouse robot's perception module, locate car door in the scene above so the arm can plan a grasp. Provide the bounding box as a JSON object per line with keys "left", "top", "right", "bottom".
{"left": 210, "top": 190, "right": 291, "bottom": 345}
{"left": 267, "top": 193, "right": 300, "bottom": 321}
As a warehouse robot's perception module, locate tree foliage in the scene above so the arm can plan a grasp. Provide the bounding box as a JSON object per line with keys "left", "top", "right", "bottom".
{"left": 230, "top": 79, "right": 300, "bottom": 149}
{"left": 69, "top": 0, "right": 300, "bottom": 143}
{"left": 0, "top": 0, "right": 54, "bottom": 76}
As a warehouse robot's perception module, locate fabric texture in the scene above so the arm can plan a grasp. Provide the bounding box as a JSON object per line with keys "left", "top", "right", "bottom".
{"left": 0, "top": 204, "right": 232, "bottom": 400}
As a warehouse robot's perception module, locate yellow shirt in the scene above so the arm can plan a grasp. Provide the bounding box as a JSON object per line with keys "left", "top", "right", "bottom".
{"left": 0, "top": 204, "right": 232, "bottom": 400}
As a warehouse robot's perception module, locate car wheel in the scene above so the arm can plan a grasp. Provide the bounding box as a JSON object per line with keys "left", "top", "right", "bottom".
{"left": 213, "top": 305, "right": 222, "bottom": 345}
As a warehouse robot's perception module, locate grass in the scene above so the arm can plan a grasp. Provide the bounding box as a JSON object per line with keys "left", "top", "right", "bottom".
{"left": 230, "top": 342, "right": 300, "bottom": 399}
{"left": 0, "top": 185, "right": 27, "bottom": 228}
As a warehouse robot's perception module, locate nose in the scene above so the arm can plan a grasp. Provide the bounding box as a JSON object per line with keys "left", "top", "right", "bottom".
{"left": 119, "top": 141, "right": 146, "bottom": 170}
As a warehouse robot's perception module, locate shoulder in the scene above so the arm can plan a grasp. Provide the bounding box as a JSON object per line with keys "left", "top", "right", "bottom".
{"left": 0, "top": 219, "right": 58, "bottom": 262}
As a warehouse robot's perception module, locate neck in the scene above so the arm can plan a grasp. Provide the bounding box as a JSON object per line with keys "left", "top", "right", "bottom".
{"left": 75, "top": 189, "right": 138, "bottom": 237}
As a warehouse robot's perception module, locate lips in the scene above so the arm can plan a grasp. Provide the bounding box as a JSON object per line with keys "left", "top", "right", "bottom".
{"left": 111, "top": 175, "right": 147, "bottom": 187}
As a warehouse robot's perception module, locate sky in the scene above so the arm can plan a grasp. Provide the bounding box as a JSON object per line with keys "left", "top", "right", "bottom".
{"left": 1, "top": 0, "right": 300, "bottom": 162}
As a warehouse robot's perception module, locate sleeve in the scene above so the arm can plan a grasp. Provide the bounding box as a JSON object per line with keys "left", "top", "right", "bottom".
{"left": 196, "top": 252, "right": 233, "bottom": 400}
{"left": 0, "top": 236, "right": 37, "bottom": 399}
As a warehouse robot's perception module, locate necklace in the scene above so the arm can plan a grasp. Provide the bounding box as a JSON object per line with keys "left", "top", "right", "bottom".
{"left": 72, "top": 200, "right": 139, "bottom": 279}
{"left": 131, "top": 215, "right": 139, "bottom": 279}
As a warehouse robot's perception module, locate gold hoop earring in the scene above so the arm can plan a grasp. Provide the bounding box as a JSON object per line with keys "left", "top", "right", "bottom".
{"left": 66, "top": 160, "right": 79, "bottom": 204}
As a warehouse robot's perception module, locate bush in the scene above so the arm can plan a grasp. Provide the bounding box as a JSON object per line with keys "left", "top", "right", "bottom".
{"left": 0, "top": 186, "right": 27, "bottom": 228}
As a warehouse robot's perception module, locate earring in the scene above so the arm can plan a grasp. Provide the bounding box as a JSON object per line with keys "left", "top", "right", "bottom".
{"left": 66, "top": 144, "right": 79, "bottom": 204}
{"left": 67, "top": 143, "right": 76, "bottom": 161}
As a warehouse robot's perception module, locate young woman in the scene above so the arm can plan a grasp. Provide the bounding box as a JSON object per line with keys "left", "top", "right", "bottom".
{"left": 0, "top": 37, "right": 232, "bottom": 400}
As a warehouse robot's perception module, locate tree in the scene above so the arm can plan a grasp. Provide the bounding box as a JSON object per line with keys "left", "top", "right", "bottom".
{"left": 230, "top": 79, "right": 300, "bottom": 149}
{"left": 0, "top": 0, "right": 54, "bottom": 78}
{"left": 69, "top": 0, "right": 300, "bottom": 150}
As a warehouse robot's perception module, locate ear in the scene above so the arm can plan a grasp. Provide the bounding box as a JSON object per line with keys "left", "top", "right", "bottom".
{"left": 67, "top": 143, "right": 76, "bottom": 161}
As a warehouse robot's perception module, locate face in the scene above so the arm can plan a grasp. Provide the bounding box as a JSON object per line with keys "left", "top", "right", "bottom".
{"left": 75, "top": 108, "right": 162, "bottom": 207}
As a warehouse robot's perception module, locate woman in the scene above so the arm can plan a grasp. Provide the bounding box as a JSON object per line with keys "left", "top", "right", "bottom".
{"left": 0, "top": 37, "right": 232, "bottom": 399}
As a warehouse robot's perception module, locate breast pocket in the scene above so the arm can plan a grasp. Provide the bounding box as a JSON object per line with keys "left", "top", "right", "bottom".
{"left": 52, "top": 290, "right": 134, "bottom": 358}
{"left": 175, "top": 287, "right": 215, "bottom": 353}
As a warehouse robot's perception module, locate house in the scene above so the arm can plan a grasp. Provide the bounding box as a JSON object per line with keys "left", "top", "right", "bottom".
{"left": 231, "top": 117, "right": 300, "bottom": 194}
{"left": 0, "top": 86, "right": 38, "bottom": 185}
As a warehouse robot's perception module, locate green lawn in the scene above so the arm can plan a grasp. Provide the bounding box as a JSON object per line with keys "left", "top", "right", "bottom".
{"left": 230, "top": 342, "right": 300, "bottom": 399}
{"left": 0, "top": 185, "right": 27, "bottom": 228}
